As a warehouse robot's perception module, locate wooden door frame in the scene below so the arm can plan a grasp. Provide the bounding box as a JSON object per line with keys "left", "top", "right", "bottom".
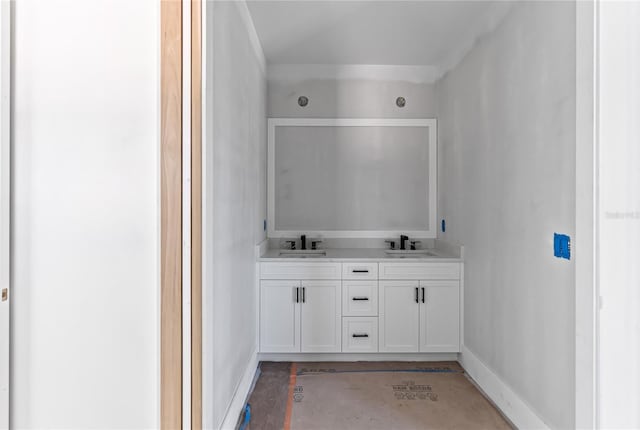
{"left": 160, "top": 0, "right": 183, "bottom": 428}
{"left": 160, "top": 0, "right": 202, "bottom": 428}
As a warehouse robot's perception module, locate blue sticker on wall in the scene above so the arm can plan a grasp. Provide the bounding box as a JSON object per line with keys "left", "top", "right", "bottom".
{"left": 441, "top": 219, "right": 446, "bottom": 233}
{"left": 554, "top": 233, "right": 571, "bottom": 260}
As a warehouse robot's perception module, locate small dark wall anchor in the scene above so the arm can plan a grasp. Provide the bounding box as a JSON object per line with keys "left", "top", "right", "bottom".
{"left": 298, "top": 96, "right": 309, "bottom": 107}
{"left": 396, "top": 97, "right": 406, "bottom": 108}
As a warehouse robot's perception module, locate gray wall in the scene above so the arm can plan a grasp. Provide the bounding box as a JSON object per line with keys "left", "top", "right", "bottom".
{"left": 268, "top": 79, "right": 437, "bottom": 238}
{"left": 436, "top": 2, "right": 576, "bottom": 428}
{"left": 203, "top": 1, "right": 267, "bottom": 428}
{"left": 268, "top": 79, "right": 437, "bottom": 118}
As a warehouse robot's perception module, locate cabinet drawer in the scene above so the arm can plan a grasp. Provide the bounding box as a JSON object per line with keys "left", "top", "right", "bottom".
{"left": 342, "top": 262, "right": 378, "bottom": 280}
{"left": 379, "top": 263, "right": 460, "bottom": 280}
{"left": 342, "top": 281, "right": 378, "bottom": 317}
{"left": 342, "top": 317, "right": 378, "bottom": 353}
{"left": 260, "top": 262, "right": 341, "bottom": 280}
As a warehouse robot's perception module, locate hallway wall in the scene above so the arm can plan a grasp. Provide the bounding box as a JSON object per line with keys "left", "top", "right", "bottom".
{"left": 203, "top": 1, "right": 267, "bottom": 428}
{"left": 268, "top": 76, "right": 437, "bottom": 119}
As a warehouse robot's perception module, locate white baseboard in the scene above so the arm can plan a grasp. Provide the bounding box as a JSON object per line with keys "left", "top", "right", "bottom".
{"left": 259, "top": 352, "right": 458, "bottom": 362}
{"left": 459, "top": 345, "right": 549, "bottom": 429}
{"left": 220, "top": 349, "right": 260, "bottom": 430}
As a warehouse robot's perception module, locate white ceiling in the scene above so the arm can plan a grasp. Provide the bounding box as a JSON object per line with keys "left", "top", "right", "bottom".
{"left": 246, "top": 1, "right": 512, "bottom": 75}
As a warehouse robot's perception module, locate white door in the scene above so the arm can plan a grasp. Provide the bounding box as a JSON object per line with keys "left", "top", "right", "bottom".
{"left": 300, "top": 280, "right": 341, "bottom": 352}
{"left": 379, "top": 281, "right": 419, "bottom": 352}
{"left": 259, "top": 281, "right": 301, "bottom": 352}
{"left": 419, "top": 281, "right": 460, "bottom": 352}
{"left": 0, "top": 2, "right": 10, "bottom": 428}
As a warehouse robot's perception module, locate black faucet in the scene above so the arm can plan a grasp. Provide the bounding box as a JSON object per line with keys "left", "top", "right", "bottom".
{"left": 400, "top": 235, "right": 409, "bottom": 250}
{"left": 300, "top": 234, "right": 307, "bottom": 250}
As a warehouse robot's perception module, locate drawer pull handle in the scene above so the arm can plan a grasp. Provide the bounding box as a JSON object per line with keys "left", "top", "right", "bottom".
{"left": 352, "top": 297, "right": 369, "bottom": 301}
{"left": 352, "top": 269, "right": 369, "bottom": 273}
{"left": 352, "top": 333, "right": 369, "bottom": 338}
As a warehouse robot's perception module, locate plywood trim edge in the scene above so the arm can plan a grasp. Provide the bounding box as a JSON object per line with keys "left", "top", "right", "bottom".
{"left": 161, "top": 0, "right": 183, "bottom": 428}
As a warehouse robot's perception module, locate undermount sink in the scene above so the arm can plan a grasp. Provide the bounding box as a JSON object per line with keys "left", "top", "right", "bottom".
{"left": 278, "top": 250, "right": 327, "bottom": 258}
{"left": 384, "top": 249, "right": 437, "bottom": 257}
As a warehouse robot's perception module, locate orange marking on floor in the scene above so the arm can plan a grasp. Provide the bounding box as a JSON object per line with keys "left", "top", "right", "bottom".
{"left": 283, "top": 362, "right": 297, "bottom": 430}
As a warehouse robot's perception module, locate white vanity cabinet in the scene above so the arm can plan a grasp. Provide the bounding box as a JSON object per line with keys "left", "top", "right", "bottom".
{"left": 379, "top": 263, "right": 460, "bottom": 353}
{"left": 259, "top": 263, "right": 342, "bottom": 353}
{"left": 259, "top": 260, "right": 461, "bottom": 356}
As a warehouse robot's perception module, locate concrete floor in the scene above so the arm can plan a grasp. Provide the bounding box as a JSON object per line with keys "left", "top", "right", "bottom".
{"left": 245, "top": 361, "right": 512, "bottom": 430}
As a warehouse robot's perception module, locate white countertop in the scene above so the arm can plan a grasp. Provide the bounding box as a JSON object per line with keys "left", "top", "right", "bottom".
{"left": 258, "top": 247, "right": 462, "bottom": 262}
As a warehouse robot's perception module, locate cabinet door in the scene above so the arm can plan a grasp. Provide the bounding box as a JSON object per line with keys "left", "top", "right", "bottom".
{"left": 419, "top": 281, "right": 460, "bottom": 352}
{"left": 260, "top": 280, "right": 300, "bottom": 352}
{"left": 300, "top": 280, "right": 342, "bottom": 352}
{"left": 379, "top": 281, "right": 420, "bottom": 352}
